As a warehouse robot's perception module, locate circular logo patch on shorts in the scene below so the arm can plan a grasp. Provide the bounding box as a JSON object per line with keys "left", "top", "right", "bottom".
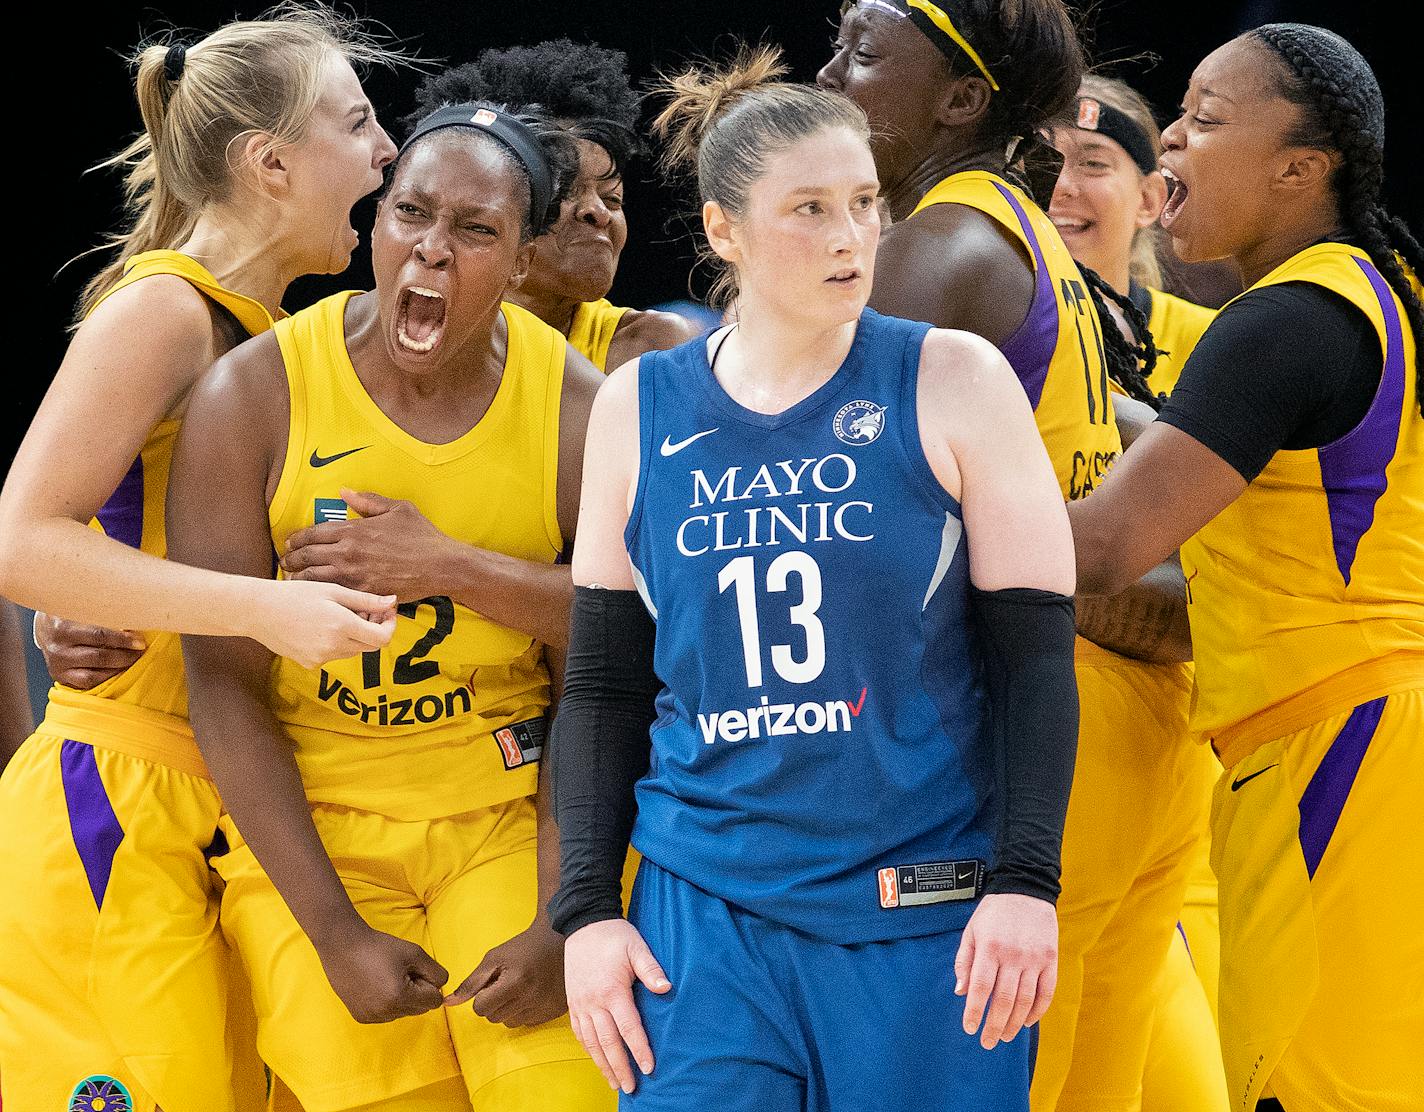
{"left": 69, "top": 1075, "right": 133, "bottom": 1112}
{"left": 833, "top": 400, "right": 886, "bottom": 445}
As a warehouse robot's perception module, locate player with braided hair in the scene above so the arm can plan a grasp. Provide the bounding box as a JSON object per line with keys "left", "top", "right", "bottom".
{"left": 407, "top": 41, "right": 699, "bottom": 373}
{"left": 1071, "top": 25, "right": 1423, "bottom": 1112}
{"left": 821, "top": 10, "right": 1204, "bottom": 1109}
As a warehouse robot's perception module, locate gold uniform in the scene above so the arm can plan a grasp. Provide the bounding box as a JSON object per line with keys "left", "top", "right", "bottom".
{"left": 213, "top": 291, "right": 608, "bottom": 1111}
{"left": 1133, "top": 287, "right": 1229, "bottom": 1112}
{"left": 910, "top": 174, "right": 1203, "bottom": 1112}
{"left": 567, "top": 297, "right": 630, "bottom": 373}
{"left": 0, "top": 251, "right": 273, "bottom": 1112}
{"left": 1182, "top": 245, "right": 1424, "bottom": 1112}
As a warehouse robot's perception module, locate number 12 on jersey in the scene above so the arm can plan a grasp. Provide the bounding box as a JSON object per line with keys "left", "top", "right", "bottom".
{"left": 718, "top": 552, "right": 826, "bottom": 688}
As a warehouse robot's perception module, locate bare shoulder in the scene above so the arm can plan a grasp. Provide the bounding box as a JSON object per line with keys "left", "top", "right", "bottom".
{"left": 191, "top": 329, "right": 289, "bottom": 428}
{"left": 616, "top": 308, "right": 703, "bottom": 351}
{"left": 596, "top": 354, "right": 642, "bottom": 416}
{"left": 72, "top": 273, "right": 221, "bottom": 376}
{"left": 561, "top": 343, "right": 604, "bottom": 407}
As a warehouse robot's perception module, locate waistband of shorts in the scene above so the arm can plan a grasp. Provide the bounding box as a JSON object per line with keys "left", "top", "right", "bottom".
{"left": 1208, "top": 651, "right": 1424, "bottom": 768}
{"left": 38, "top": 687, "right": 210, "bottom": 780}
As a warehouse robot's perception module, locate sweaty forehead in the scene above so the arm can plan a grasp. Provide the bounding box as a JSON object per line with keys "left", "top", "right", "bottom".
{"left": 1189, "top": 38, "right": 1281, "bottom": 105}
{"left": 392, "top": 131, "right": 525, "bottom": 209}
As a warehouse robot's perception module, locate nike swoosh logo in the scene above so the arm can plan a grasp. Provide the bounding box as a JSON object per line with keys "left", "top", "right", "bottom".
{"left": 310, "top": 446, "right": 369, "bottom": 468}
{"left": 660, "top": 428, "right": 719, "bottom": 456}
{"left": 1231, "top": 764, "right": 1279, "bottom": 791}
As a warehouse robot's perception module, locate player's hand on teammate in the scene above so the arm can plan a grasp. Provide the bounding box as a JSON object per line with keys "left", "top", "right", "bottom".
{"left": 564, "top": 918, "right": 671, "bottom": 1094}
{"left": 250, "top": 580, "right": 397, "bottom": 669}
{"left": 315, "top": 922, "right": 450, "bottom": 1024}
{"left": 281, "top": 489, "right": 453, "bottom": 603}
{"left": 444, "top": 918, "right": 568, "bottom": 1028}
{"left": 34, "top": 612, "right": 145, "bottom": 689}
{"left": 955, "top": 892, "right": 1058, "bottom": 1050}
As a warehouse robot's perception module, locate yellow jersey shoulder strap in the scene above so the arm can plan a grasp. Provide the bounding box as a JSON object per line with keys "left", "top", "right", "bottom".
{"left": 568, "top": 298, "right": 631, "bottom": 373}
{"left": 92, "top": 249, "right": 275, "bottom": 336}
{"left": 502, "top": 301, "right": 569, "bottom": 552}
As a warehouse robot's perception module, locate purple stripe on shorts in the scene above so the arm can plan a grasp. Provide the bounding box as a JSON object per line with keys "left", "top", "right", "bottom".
{"left": 1316, "top": 259, "right": 1405, "bottom": 585}
{"left": 95, "top": 452, "right": 146, "bottom": 549}
{"left": 59, "top": 739, "right": 126, "bottom": 909}
{"left": 1297, "top": 695, "right": 1387, "bottom": 878}
{"left": 992, "top": 183, "right": 1058, "bottom": 410}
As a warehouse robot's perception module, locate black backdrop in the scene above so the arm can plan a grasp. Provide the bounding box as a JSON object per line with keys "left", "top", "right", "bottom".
{"left": 17, "top": 0, "right": 1418, "bottom": 469}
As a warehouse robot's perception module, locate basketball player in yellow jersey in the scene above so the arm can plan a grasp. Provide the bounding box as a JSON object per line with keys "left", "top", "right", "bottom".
{"left": 170, "top": 104, "right": 611, "bottom": 1112}
{"left": 407, "top": 42, "right": 698, "bottom": 374}
{"left": 822, "top": 7, "right": 1212, "bottom": 1111}
{"left": 0, "top": 13, "right": 401, "bottom": 1110}
{"left": 1048, "top": 76, "right": 1227, "bottom": 1112}
{"left": 1071, "top": 25, "right": 1424, "bottom": 1112}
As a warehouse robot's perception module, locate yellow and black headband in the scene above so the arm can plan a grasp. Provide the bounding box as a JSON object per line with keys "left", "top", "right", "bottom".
{"left": 860, "top": 0, "right": 1000, "bottom": 91}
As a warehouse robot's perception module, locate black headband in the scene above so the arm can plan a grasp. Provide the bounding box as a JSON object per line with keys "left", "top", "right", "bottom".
{"left": 1071, "top": 97, "right": 1156, "bottom": 175}
{"left": 400, "top": 104, "right": 555, "bottom": 226}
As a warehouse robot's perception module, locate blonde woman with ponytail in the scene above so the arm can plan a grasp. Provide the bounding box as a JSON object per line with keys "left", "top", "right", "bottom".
{"left": 0, "top": 7, "right": 399, "bottom": 1109}
{"left": 553, "top": 47, "right": 1077, "bottom": 1109}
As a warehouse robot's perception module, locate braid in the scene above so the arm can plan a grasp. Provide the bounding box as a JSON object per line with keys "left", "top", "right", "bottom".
{"left": 1079, "top": 265, "right": 1162, "bottom": 409}
{"left": 1253, "top": 23, "right": 1424, "bottom": 416}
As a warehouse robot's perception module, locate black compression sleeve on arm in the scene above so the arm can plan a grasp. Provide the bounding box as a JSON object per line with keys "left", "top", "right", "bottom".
{"left": 971, "top": 586, "right": 1079, "bottom": 904}
{"left": 548, "top": 586, "right": 660, "bottom": 937}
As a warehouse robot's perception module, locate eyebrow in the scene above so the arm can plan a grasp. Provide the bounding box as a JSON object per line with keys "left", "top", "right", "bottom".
{"left": 786, "top": 182, "right": 880, "bottom": 196}
{"left": 346, "top": 101, "right": 372, "bottom": 117}
{"left": 400, "top": 187, "right": 507, "bottom": 217}
{"left": 1197, "top": 85, "right": 1234, "bottom": 104}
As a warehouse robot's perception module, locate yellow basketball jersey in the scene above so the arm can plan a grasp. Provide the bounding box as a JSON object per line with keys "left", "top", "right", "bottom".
{"left": 267, "top": 292, "right": 567, "bottom": 820}
{"left": 567, "top": 297, "right": 630, "bottom": 373}
{"left": 1181, "top": 244, "right": 1424, "bottom": 758}
{"left": 68, "top": 250, "right": 275, "bottom": 722}
{"left": 1145, "top": 288, "right": 1214, "bottom": 396}
{"left": 911, "top": 171, "right": 1123, "bottom": 501}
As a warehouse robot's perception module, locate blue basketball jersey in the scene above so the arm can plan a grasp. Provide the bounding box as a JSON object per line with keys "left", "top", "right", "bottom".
{"left": 626, "top": 308, "right": 995, "bottom": 944}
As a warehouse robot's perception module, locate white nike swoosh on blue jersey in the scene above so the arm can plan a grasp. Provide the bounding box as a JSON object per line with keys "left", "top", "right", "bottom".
{"left": 660, "top": 428, "right": 720, "bottom": 456}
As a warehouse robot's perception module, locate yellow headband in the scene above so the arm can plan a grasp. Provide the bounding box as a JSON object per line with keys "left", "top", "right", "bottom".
{"left": 903, "top": 0, "right": 1001, "bottom": 91}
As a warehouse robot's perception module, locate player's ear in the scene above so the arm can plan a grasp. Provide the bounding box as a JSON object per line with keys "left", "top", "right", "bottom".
{"left": 507, "top": 241, "right": 535, "bottom": 290}
{"left": 703, "top": 200, "right": 741, "bottom": 266}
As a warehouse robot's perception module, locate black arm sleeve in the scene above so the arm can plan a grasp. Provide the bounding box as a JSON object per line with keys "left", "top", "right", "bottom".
{"left": 1157, "top": 282, "right": 1381, "bottom": 482}
{"left": 971, "top": 586, "right": 1079, "bottom": 904}
{"left": 548, "top": 586, "right": 660, "bottom": 937}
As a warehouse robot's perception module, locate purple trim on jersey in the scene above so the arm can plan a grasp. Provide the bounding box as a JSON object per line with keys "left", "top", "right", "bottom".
{"left": 991, "top": 182, "right": 1058, "bottom": 410}
{"left": 1176, "top": 921, "right": 1196, "bottom": 969}
{"left": 59, "top": 739, "right": 126, "bottom": 909}
{"left": 1297, "top": 695, "right": 1386, "bottom": 878}
{"left": 1316, "top": 259, "right": 1406, "bottom": 585}
{"left": 95, "top": 453, "right": 145, "bottom": 550}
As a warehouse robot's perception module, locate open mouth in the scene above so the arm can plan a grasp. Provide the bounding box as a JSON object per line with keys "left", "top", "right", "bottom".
{"left": 1160, "top": 168, "right": 1190, "bottom": 229}
{"left": 396, "top": 286, "right": 447, "bottom": 354}
{"left": 1052, "top": 215, "right": 1092, "bottom": 236}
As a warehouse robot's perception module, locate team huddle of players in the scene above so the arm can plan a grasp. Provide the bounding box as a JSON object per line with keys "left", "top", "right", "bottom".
{"left": 0, "top": 2, "right": 1420, "bottom": 1112}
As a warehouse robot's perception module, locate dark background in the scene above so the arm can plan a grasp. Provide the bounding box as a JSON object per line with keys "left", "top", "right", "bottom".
{"left": 18, "top": 0, "right": 1419, "bottom": 469}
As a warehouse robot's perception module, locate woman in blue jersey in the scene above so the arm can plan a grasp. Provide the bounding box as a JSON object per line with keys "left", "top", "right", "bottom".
{"left": 549, "top": 47, "right": 1080, "bottom": 1111}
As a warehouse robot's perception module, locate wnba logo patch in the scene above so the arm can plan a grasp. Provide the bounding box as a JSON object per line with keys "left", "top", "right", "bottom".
{"left": 833, "top": 400, "right": 886, "bottom": 446}
{"left": 69, "top": 1075, "right": 133, "bottom": 1112}
{"left": 493, "top": 717, "right": 547, "bottom": 770}
{"left": 878, "top": 866, "right": 900, "bottom": 908}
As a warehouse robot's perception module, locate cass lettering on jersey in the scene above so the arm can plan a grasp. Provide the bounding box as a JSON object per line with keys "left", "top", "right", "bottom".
{"left": 627, "top": 309, "right": 993, "bottom": 945}
{"left": 1182, "top": 244, "right": 1424, "bottom": 758}
{"left": 911, "top": 171, "right": 1123, "bottom": 501}
{"left": 267, "top": 292, "right": 566, "bottom": 820}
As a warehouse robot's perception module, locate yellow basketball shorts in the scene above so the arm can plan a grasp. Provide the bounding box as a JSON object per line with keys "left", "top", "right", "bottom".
{"left": 1212, "top": 687, "right": 1424, "bottom": 1112}
{"left": 1031, "top": 650, "right": 1206, "bottom": 1112}
{"left": 213, "top": 795, "right": 611, "bottom": 1112}
{"left": 0, "top": 725, "right": 265, "bottom": 1112}
{"left": 1141, "top": 744, "right": 1227, "bottom": 1112}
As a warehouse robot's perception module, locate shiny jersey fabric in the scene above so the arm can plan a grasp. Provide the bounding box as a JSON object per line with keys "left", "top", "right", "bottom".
{"left": 911, "top": 171, "right": 1123, "bottom": 501}
{"left": 267, "top": 292, "right": 567, "bottom": 820}
{"left": 1180, "top": 244, "right": 1424, "bottom": 753}
{"left": 626, "top": 309, "right": 992, "bottom": 944}
{"left": 69, "top": 250, "right": 274, "bottom": 725}
{"left": 567, "top": 297, "right": 630, "bottom": 373}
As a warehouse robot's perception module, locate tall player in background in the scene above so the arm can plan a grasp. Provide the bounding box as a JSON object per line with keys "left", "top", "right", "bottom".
{"left": 1047, "top": 75, "right": 1226, "bottom": 1112}
{"left": 553, "top": 48, "right": 1079, "bottom": 1110}
{"left": 1070, "top": 25, "right": 1423, "bottom": 1112}
{"left": 819, "top": 5, "right": 1201, "bottom": 1109}
{"left": 408, "top": 41, "right": 700, "bottom": 373}
{"left": 172, "top": 103, "right": 610, "bottom": 1111}
{"left": 0, "top": 10, "right": 401, "bottom": 1109}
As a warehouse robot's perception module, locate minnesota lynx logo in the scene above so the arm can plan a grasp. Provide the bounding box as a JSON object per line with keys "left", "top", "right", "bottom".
{"left": 833, "top": 400, "right": 886, "bottom": 446}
